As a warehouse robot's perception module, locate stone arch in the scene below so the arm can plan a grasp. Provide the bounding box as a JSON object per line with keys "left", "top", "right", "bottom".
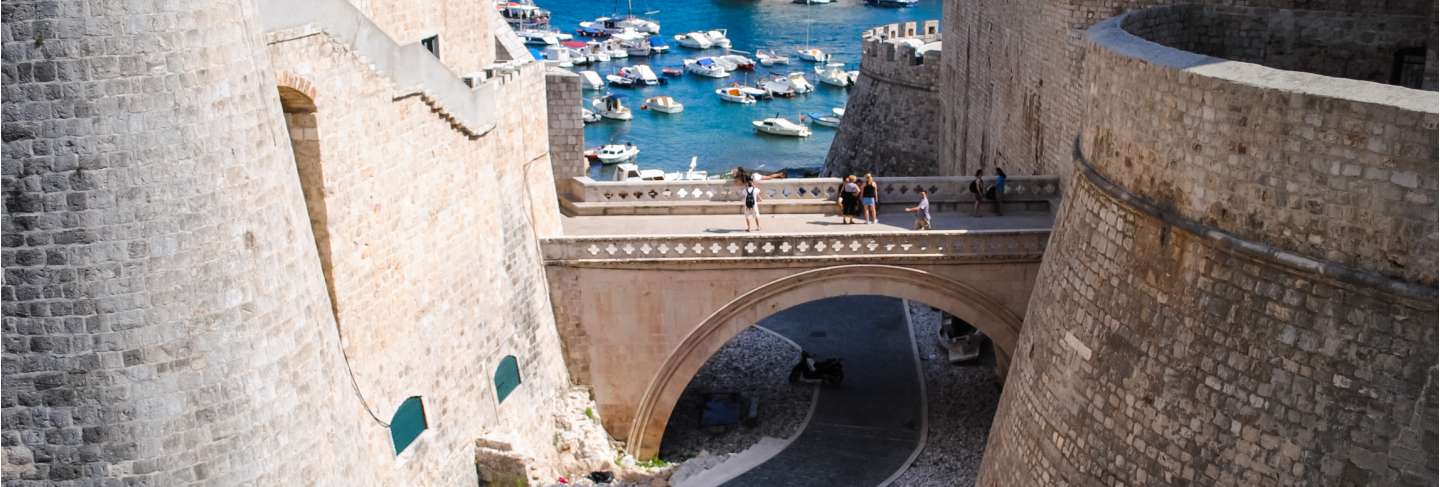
{"left": 275, "top": 81, "right": 336, "bottom": 316}
{"left": 625, "top": 264, "right": 1024, "bottom": 458}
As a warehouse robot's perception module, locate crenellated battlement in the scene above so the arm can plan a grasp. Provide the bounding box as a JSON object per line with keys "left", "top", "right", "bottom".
{"left": 858, "top": 20, "right": 941, "bottom": 88}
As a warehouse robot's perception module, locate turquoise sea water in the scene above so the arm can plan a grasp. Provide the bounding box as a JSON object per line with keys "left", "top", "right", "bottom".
{"left": 537, "top": 0, "right": 941, "bottom": 178}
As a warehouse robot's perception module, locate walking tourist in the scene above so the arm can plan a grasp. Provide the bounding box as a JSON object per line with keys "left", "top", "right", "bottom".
{"left": 743, "top": 176, "right": 762, "bottom": 232}
{"left": 862, "top": 173, "right": 879, "bottom": 224}
{"left": 906, "top": 190, "right": 932, "bottom": 230}
{"left": 969, "top": 170, "right": 985, "bottom": 217}
{"left": 991, "top": 167, "right": 1007, "bottom": 216}
{"left": 839, "top": 175, "right": 862, "bottom": 224}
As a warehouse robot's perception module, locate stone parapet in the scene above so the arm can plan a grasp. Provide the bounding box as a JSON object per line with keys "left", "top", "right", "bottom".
{"left": 541, "top": 229, "right": 1051, "bottom": 263}
{"left": 546, "top": 69, "right": 586, "bottom": 183}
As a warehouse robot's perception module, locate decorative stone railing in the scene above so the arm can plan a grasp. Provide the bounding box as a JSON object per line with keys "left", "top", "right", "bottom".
{"left": 566, "top": 175, "right": 1061, "bottom": 204}
{"left": 541, "top": 229, "right": 1051, "bottom": 263}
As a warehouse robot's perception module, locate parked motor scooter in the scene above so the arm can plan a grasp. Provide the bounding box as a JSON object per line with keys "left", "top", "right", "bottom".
{"left": 788, "top": 351, "right": 843, "bottom": 385}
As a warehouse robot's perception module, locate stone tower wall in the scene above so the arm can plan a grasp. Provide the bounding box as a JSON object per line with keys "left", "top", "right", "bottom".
{"left": 978, "top": 7, "right": 1439, "bottom": 486}
{"left": 2, "top": 0, "right": 370, "bottom": 483}
{"left": 823, "top": 20, "right": 943, "bottom": 178}
{"left": 4, "top": 0, "right": 572, "bottom": 484}
{"left": 546, "top": 68, "right": 587, "bottom": 186}
{"left": 939, "top": 0, "right": 1437, "bottom": 180}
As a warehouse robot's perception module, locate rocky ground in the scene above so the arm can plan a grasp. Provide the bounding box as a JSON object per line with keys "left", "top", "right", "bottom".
{"left": 658, "top": 326, "right": 814, "bottom": 462}
{"left": 890, "top": 302, "right": 1002, "bottom": 486}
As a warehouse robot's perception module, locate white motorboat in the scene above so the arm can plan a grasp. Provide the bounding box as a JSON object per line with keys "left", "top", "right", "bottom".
{"left": 608, "top": 47, "right": 629, "bottom": 59}
{"left": 733, "top": 84, "right": 769, "bottom": 99}
{"left": 796, "top": 48, "right": 828, "bottom": 62}
{"left": 815, "top": 63, "right": 850, "bottom": 87}
{"left": 582, "top": 108, "right": 601, "bottom": 124}
{"left": 500, "top": 2, "right": 551, "bottom": 29}
{"left": 715, "top": 87, "right": 756, "bottom": 104}
{"left": 804, "top": 112, "right": 841, "bottom": 127}
{"left": 674, "top": 31, "right": 714, "bottom": 49}
{"left": 684, "top": 58, "right": 730, "bottom": 78}
{"left": 592, "top": 95, "right": 633, "bottom": 121}
{"left": 618, "top": 65, "right": 664, "bottom": 85}
{"left": 644, "top": 96, "right": 684, "bottom": 113}
{"left": 752, "top": 116, "right": 812, "bottom": 137}
{"left": 542, "top": 45, "right": 577, "bottom": 67}
{"left": 580, "top": 16, "right": 661, "bottom": 35}
{"left": 518, "top": 29, "right": 568, "bottom": 46}
{"left": 579, "top": 70, "right": 605, "bottom": 90}
{"left": 757, "top": 50, "right": 791, "bottom": 66}
{"left": 666, "top": 157, "right": 710, "bottom": 181}
{"left": 606, "top": 73, "right": 636, "bottom": 87}
{"left": 832, "top": 107, "right": 845, "bottom": 117}
{"left": 594, "top": 143, "right": 640, "bottom": 164}
{"left": 705, "top": 29, "right": 732, "bottom": 49}
{"left": 613, "top": 162, "right": 667, "bottom": 181}
{"left": 761, "top": 76, "right": 796, "bottom": 98}
{"left": 786, "top": 72, "right": 815, "bottom": 93}
{"left": 719, "top": 54, "right": 755, "bottom": 71}
{"left": 846, "top": 70, "right": 860, "bottom": 85}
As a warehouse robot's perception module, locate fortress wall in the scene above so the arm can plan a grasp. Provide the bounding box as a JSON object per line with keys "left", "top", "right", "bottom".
{"left": 355, "top": 0, "right": 499, "bottom": 73}
{"left": 940, "top": 0, "right": 1438, "bottom": 180}
{"left": 546, "top": 68, "right": 587, "bottom": 186}
{"left": 823, "top": 20, "right": 943, "bottom": 177}
{"left": 264, "top": 27, "right": 571, "bottom": 483}
{"left": 978, "top": 9, "right": 1438, "bottom": 486}
{"left": 2, "top": 0, "right": 370, "bottom": 484}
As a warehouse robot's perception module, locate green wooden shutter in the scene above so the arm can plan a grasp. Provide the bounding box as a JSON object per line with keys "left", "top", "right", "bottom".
{"left": 390, "top": 396, "right": 427, "bottom": 455}
{"left": 494, "top": 355, "right": 522, "bottom": 404}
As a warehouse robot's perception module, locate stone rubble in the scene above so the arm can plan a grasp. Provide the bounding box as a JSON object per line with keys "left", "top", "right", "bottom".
{"left": 890, "top": 302, "right": 1002, "bottom": 487}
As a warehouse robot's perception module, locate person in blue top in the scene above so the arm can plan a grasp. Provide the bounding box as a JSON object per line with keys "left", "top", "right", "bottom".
{"left": 991, "top": 167, "right": 1007, "bottom": 216}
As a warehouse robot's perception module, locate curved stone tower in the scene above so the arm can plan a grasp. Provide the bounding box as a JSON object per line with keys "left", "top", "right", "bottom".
{"left": 979, "top": 5, "right": 1438, "bottom": 486}
{"left": 823, "top": 21, "right": 942, "bottom": 178}
{"left": 2, "top": 1, "right": 366, "bottom": 483}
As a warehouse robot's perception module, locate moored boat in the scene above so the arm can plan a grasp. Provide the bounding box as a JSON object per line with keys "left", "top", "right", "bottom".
{"left": 592, "top": 94, "right": 633, "bottom": 121}
{"left": 803, "top": 112, "right": 841, "bottom": 127}
{"left": 757, "top": 50, "right": 791, "bottom": 66}
{"left": 752, "top": 116, "right": 812, "bottom": 137}
{"left": 661, "top": 67, "right": 684, "bottom": 77}
{"left": 643, "top": 96, "right": 684, "bottom": 113}
{"left": 579, "top": 70, "right": 605, "bottom": 90}
{"left": 715, "top": 87, "right": 756, "bottom": 104}
{"left": 815, "top": 62, "right": 850, "bottom": 87}
{"left": 786, "top": 72, "right": 815, "bottom": 93}
{"left": 705, "top": 29, "right": 731, "bottom": 49}
{"left": 796, "top": 47, "right": 828, "bottom": 62}
{"left": 685, "top": 57, "right": 730, "bottom": 78}
{"left": 674, "top": 31, "right": 714, "bottom": 49}
{"left": 719, "top": 54, "right": 755, "bottom": 71}
{"left": 581, "top": 108, "right": 601, "bottom": 124}
{"left": 592, "top": 143, "right": 640, "bottom": 164}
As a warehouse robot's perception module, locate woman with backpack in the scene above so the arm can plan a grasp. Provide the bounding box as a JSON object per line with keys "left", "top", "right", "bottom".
{"left": 743, "top": 174, "right": 763, "bottom": 232}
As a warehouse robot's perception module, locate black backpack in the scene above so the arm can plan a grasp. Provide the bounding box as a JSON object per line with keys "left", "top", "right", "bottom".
{"left": 745, "top": 187, "right": 756, "bottom": 208}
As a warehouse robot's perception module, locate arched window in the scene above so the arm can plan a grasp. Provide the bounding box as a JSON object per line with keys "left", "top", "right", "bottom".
{"left": 390, "top": 396, "right": 427, "bottom": 455}
{"left": 494, "top": 355, "right": 522, "bottom": 404}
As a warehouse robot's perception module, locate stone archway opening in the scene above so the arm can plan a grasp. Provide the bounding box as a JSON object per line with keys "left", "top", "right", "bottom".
{"left": 277, "top": 86, "right": 337, "bottom": 315}
{"left": 627, "top": 265, "right": 1024, "bottom": 461}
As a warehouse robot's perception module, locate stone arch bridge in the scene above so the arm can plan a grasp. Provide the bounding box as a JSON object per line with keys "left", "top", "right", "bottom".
{"left": 542, "top": 183, "right": 1055, "bottom": 458}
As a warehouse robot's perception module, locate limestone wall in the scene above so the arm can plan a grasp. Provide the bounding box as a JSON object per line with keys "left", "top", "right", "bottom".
{"left": 978, "top": 8, "right": 1438, "bottom": 486}
{"left": 355, "top": 0, "right": 499, "bottom": 73}
{"left": 264, "top": 20, "right": 569, "bottom": 485}
{"left": 2, "top": 0, "right": 370, "bottom": 483}
{"left": 823, "top": 21, "right": 943, "bottom": 178}
{"left": 547, "top": 68, "right": 587, "bottom": 187}
{"left": 4, "top": 0, "right": 571, "bottom": 484}
{"left": 939, "top": 0, "right": 1437, "bottom": 180}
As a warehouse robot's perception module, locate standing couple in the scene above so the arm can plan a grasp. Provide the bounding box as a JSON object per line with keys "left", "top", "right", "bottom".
{"left": 836, "top": 174, "right": 880, "bottom": 225}
{"left": 969, "top": 167, "right": 1008, "bottom": 217}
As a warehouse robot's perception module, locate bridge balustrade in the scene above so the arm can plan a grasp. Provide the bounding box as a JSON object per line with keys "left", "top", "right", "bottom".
{"left": 560, "top": 175, "right": 1062, "bottom": 216}
{"left": 541, "top": 229, "right": 1051, "bottom": 263}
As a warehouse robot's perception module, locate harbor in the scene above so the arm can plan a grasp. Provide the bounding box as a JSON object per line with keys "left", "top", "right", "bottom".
{"left": 510, "top": 0, "right": 942, "bottom": 180}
